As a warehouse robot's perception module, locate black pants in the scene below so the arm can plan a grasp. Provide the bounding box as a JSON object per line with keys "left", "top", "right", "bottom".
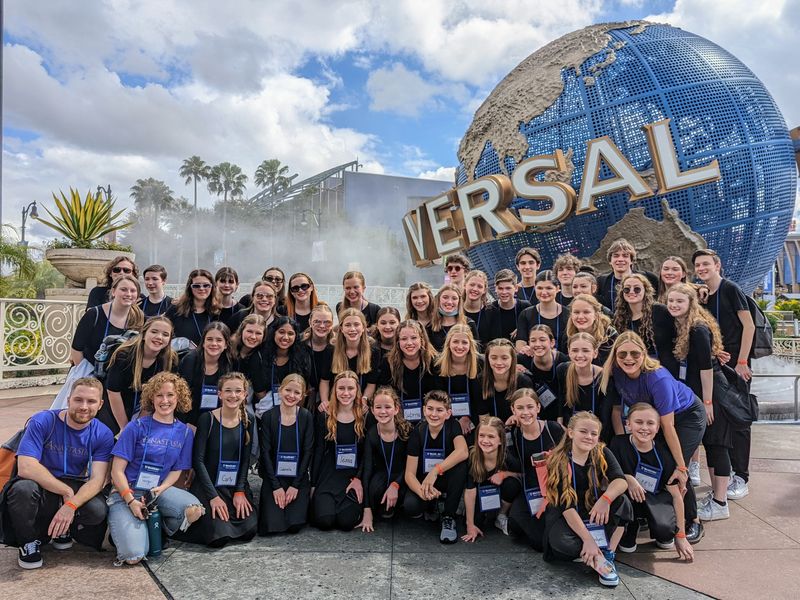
{"left": 629, "top": 490, "right": 678, "bottom": 543}
{"left": 730, "top": 429, "right": 750, "bottom": 482}
{"left": 404, "top": 462, "right": 468, "bottom": 518}
{"left": 365, "top": 472, "right": 406, "bottom": 516}
{"left": 506, "top": 476, "right": 546, "bottom": 551}
{"left": 705, "top": 444, "right": 732, "bottom": 477}
{"left": 673, "top": 400, "right": 706, "bottom": 523}
{"left": 5, "top": 478, "right": 107, "bottom": 548}
{"left": 311, "top": 493, "right": 362, "bottom": 532}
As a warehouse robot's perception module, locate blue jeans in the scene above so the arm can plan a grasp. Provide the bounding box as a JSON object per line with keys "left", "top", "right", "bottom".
{"left": 107, "top": 487, "right": 201, "bottom": 561}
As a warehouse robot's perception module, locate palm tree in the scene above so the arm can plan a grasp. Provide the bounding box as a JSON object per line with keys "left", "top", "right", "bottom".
{"left": 207, "top": 163, "right": 248, "bottom": 263}
{"left": 179, "top": 156, "right": 211, "bottom": 268}
{"left": 129, "top": 178, "right": 176, "bottom": 264}
{"left": 0, "top": 225, "right": 36, "bottom": 297}
{"left": 255, "top": 159, "right": 295, "bottom": 263}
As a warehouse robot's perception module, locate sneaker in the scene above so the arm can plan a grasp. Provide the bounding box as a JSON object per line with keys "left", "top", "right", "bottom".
{"left": 698, "top": 498, "right": 730, "bottom": 521}
{"left": 727, "top": 475, "right": 749, "bottom": 500}
{"left": 52, "top": 535, "right": 73, "bottom": 550}
{"left": 598, "top": 549, "right": 619, "bottom": 587}
{"left": 618, "top": 522, "right": 639, "bottom": 553}
{"left": 423, "top": 505, "right": 439, "bottom": 522}
{"left": 696, "top": 491, "right": 713, "bottom": 508}
{"left": 494, "top": 513, "right": 509, "bottom": 536}
{"left": 18, "top": 540, "right": 42, "bottom": 569}
{"left": 440, "top": 516, "right": 458, "bottom": 544}
{"left": 688, "top": 461, "right": 701, "bottom": 487}
{"left": 655, "top": 538, "right": 675, "bottom": 550}
{"left": 685, "top": 521, "right": 704, "bottom": 544}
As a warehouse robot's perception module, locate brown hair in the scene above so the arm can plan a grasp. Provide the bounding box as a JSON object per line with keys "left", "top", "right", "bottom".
{"left": 372, "top": 386, "right": 412, "bottom": 441}
{"left": 423, "top": 389, "right": 451, "bottom": 410}
{"left": 172, "top": 268, "right": 219, "bottom": 317}
{"left": 606, "top": 238, "right": 636, "bottom": 263}
{"left": 657, "top": 256, "right": 689, "bottom": 302}
{"left": 468, "top": 416, "right": 506, "bottom": 483}
{"left": 515, "top": 247, "right": 541, "bottom": 266}
{"left": 109, "top": 315, "right": 177, "bottom": 390}
{"left": 612, "top": 273, "right": 656, "bottom": 352}
{"left": 139, "top": 372, "right": 192, "bottom": 414}
{"left": 70, "top": 376, "right": 104, "bottom": 396}
{"left": 405, "top": 282, "right": 435, "bottom": 322}
{"left": 143, "top": 264, "right": 167, "bottom": 280}
{"left": 430, "top": 283, "right": 467, "bottom": 332}
{"left": 566, "top": 294, "right": 612, "bottom": 344}
{"left": 102, "top": 256, "right": 138, "bottom": 286}
{"left": 217, "top": 371, "right": 252, "bottom": 444}
{"left": 553, "top": 253, "right": 581, "bottom": 275}
{"left": 286, "top": 272, "right": 320, "bottom": 319}
{"left": 231, "top": 314, "right": 267, "bottom": 360}
{"left": 482, "top": 338, "right": 518, "bottom": 399}
{"left": 388, "top": 320, "right": 437, "bottom": 390}
{"left": 109, "top": 275, "right": 145, "bottom": 330}
{"left": 331, "top": 308, "right": 372, "bottom": 376}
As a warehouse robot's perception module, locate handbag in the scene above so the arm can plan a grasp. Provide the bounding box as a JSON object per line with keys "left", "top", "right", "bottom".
{"left": 713, "top": 364, "right": 758, "bottom": 430}
{"left": 50, "top": 359, "right": 95, "bottom": 410}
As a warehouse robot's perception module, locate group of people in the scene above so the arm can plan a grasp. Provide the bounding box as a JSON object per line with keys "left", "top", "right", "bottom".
{"left": 0, "top": 238, "right": 757, "bottom": 588}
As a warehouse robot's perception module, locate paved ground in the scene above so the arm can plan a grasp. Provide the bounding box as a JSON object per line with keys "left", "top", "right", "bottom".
{"left": 1, "top": 388, "right": 798, "bottom": 600}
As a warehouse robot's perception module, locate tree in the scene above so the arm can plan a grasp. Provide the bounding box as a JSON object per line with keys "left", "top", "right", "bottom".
{"left": 179, "top": 156, "right": 211, "bottom": 269}
{"left": 207, "top": 163, "right": 248, "bottom": 264}
{"left": 0, "top": 225, "right": 36, "bottom": 297}
{"left": 129, "top": 178, "right": 176, "bottom": 265}
{"left": 254, "top": 159, "right": 295, "bottom": 263}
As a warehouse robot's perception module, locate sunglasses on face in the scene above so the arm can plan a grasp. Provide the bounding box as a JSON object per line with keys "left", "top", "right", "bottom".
{"left": 191, "top": 283, "right": 212, "bottom": 290}
{"left": 254, "top": 293, "right": 274, "bottom": 301}
{"left": 112, "top": 266, "right": 133, "bottom": 274}
{"left": 290, "top": 283, "right": 312, "bottom": 293}
{"left": 622, "top": 286, "right": 643, "bottom": 294}
{"left": 617, "top": 350, "right": 642, "bottom": 360}
{"left": 446, "top": 265, "right": 463, "bottom": 272}
{"left": 264, "top": 275, "right": 283, "bottom": 284}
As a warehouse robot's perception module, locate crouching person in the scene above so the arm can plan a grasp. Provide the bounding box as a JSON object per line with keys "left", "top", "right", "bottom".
{"left": 107, "top": 372, "right": 204, "bottom": 564}
{"left": 1, "top": 377, "right": 114, "bottom": 569}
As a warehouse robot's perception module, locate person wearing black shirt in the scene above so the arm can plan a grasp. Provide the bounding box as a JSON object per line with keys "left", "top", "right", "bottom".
{"left": 258, "top": 317, "right": 312, "bottom": 417}
{"left": 518, "top": 325, "right": 569, "bottom": 422}
{"left": 477, "top": 339, "right": 532, "bottom": 423}
{"left": 178, "top": 322, "right": 233, "bottom": 427}
{"left": 304, "top": 304, "right": 335, "bottom": 411}
{"left": 164, "top": 268, "right": 220, "bottom": 346}
{"left": 214, "top": 267, "right": 244, "bottom": 329}
{"left": 484, "top": 269, "right": 530, "bottom": 342}
{"left": 286, "top": 272, "right": 321, "bottom": 333}
{"left": 553, "top": 253, "right": 581, "bottom": 307}
{"left": 515, "top": 246, "right": 541, "bottom": 304}
{"left": 86, "top": 256, "right": 139, "bottom": 309}
{"left": 230, "top": 314, "right": 269, "bottom": 408}
{"left": 330, "top": 309, "right": 383, "bottom": 403}
{"left": 335, "top": 271, "right": 381, "bottom": 326}
{"left": 434, "top": 325, "right": 483, "bottom": 438}
{"left": 595, "top": 238, "right": 658, "bottom": 311}
{"left": 462, "top": 270, "right": 493, "bottom": 347}
{"left": 228, "top": 281, "right": 278, "bottom": 337}
{"left": 386, "top": 320, "right": 439, "bottom": 424}
{"left": 425, "top": 283, "right": 478, "bottom": 352}
{"left": 140, "top": 264, "right": 171, "bottom": 317}
{"left": 516, "top": 271, "right": 569, "bottom": 353}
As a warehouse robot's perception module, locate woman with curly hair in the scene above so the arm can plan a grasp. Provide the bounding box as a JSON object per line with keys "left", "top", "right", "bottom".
{"left": 165, "top": 268, "right": 220, "bottom": 345}
{"left": 108, "top": 372, "right": 203, "bottom": 565}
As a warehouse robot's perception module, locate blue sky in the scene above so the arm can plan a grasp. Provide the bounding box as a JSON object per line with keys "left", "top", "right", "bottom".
{"left": 2, "top": 0, "right": 798, "bottom": 242}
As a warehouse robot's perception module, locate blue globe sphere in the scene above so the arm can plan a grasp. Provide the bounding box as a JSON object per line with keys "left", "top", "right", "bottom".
{"left": 458, "top": 22, "right": 796, "bottom": 293}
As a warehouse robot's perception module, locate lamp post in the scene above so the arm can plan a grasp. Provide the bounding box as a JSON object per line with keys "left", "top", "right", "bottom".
{"left": 19, "top": 200, "right": 39, "bottom": 247}
{"left": 299, "top": 208, "right": 321, "bottom": 231}
{"left": 96, "top": 185, "right": 116, "bottom": 244}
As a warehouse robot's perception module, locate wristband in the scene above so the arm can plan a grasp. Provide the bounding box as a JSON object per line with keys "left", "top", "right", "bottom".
{"left": 704, "top": 399, "right": 713, "bottom": 405}
{"left": 677, "top": 466, "right": 688, "bottom": 473}
{"left": 64, "top": 501, "right": 78, "bottom": 511}
{"left": 389, "top": 481, "right": 400, "bottom": 490}
{"left": 120, "top": 488, "right": 134, "bottom": 498}
{"left": 675, "top": 532, "right": 687, "bottom": 539}
{"left": 737, "top": 359, "right": 748, "bottom": 365}
{"left": 436, "top": 464, "right": 445, "bottom": 476}
{"left": 233, "top": 491, "right": 246, "bottom": 497}
{"left": 601, "top": 494, "right": 612, "bottom": 505}
{"left": 126, "top": 497, "right": 137, "bottom": 506}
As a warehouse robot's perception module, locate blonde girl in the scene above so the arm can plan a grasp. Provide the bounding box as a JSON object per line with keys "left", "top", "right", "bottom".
{"left": 426, "top": 283, "right": 476, "bottom": 352}
{"left": 566, "top": 294, "right": 617, "bottom": 365}
{"left": 336, "top": 271, "right": 381, "bottom": 326}
{"left": 434, "top": 324, "right": 481, "bottom": 436}
{"left": 330, "top": 308, "right": 380, "bottom": 403}
{"left": 480, "top": 338, "right": 532, "bottom": 423}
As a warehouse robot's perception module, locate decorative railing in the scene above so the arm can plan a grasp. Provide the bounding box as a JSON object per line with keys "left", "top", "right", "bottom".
{"left": 772, "top": 337, "right": 800, "bottom": 361}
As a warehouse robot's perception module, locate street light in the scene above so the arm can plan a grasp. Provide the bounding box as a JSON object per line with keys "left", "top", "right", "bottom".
{"left": 97, "top": 184, "right": 112, "bottom": 200}
{"left": 299, "top": 208, "right": 321, "bottom": 230}
{"left": 19, "top": 201, "right": 39, "bottom": 247}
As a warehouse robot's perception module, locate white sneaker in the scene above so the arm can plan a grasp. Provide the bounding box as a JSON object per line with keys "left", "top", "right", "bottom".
{"left": 688, "top": 461, "right": 701, "bottom": 487}
{"left": 698, "top": 498, "right": 730, "bottom": 521}
{"left": 696, "top": 491, "right": 713, "bottom": 509}
{"left": 655, "top": 538, "right": 675, "bottom": 550}
{"left": 727, "top": 474, "right": 749, "bottom": 500}
{"left": 494, "top": 513, "right": 509, "bottom": 536}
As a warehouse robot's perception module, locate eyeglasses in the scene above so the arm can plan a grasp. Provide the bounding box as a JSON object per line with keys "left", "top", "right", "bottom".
{"left": 191, "top": 283, "right": 212, "bottom": 290}
{"left": 264, "top": 275, "right": 283, "bottom": 284}
{"left": 617, "top": 350, "right": 642, "bottom": 360}
{"left": 312, "top": 319, "right": 333, "bottom": 327}
{"left": 290, "top": 283, "right": 312, "bottom": 293}
{"left": 254, "top": 293, "right": 275, "bottom": 301}
{"left": 446, "top": 265, "right": 463, "bottom": 272}
{"left": 112, "top": 266, "right": 133, "bottom": 274}
{"left": 622, "top": 286, "right": 643, "bottom": 295}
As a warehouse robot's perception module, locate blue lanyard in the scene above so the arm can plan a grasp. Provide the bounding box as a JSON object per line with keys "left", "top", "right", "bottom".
{"left": 518, "top": 424, "right": 545, "bottom": 488}
{"left": 631, "top": 437, "right": 663, "bottom": 475}
{"left": 218, "top": 415, "right": 242, "bottom": 465}
{"left": 570, "top": 454, "right": 599, "bottom": 501}
{"left": 447, "top": 375, "right": 469, "bottom": 400}
{"left": 533, "top": 351, "right": 557, "bottom": 382}
{"left": 423, "top": 423, "right": 446, "bottom": 454}
{"left": 276, "top": 409, "right": 300, "bottom": 461}
{"left": 476, "top": 308, "right": 483, "bottom": 331}
{"left": 143, "top": 297, "right": 166, "bottom": 315}
{"left": 62, "top": 414, "right": 93, "bottom": 478}
{"left": 140, "top": 417, "right": 177, "bottom": 467}
{"left": 575, "top": 376, "right": 598, "bottom": 415}
{"left": 520, "top": 285, "right": 534, "bottom": 303}
{"left": 536, "top": 306, "right": 560, "bottom": 341}
{"left": 101, "top": 303, "right": 112, "bottom": 339}
{"left": 380, "top": 434, "right": 396, "bottom": 481}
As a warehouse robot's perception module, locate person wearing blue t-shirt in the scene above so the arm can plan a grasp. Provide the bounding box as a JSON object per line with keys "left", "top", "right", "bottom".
{"left": 1, "top": 378, "right": 114, "bottom": 570}
{"left": 108, "top": 372, "right": 203, "bottom": 565}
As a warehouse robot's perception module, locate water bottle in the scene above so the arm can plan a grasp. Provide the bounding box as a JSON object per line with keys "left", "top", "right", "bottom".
{"left": 94, "top": 342, "right": 109, "bottom": 378}
{"left": 146, "top": 507, "right": 162, "bottom": 557}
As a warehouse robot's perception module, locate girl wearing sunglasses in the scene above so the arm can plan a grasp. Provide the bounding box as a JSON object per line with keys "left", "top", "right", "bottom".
{"left": 86, "top": 256, "right": 140, "bottom": 309}
{"left": 166, "top": 269, "right": 220, "bottom": 346}
{"left": 286, "top": 273, "right": 320, "bottom": 333}
{"left": 229, "top": 281, "right": 278, "bottom": 334}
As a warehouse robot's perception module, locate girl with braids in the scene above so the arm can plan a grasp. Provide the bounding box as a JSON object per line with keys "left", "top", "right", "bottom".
{"left": 214, "top": 267, "right": 242, "bottom": 328}
{"left": 258, "top": 374, "right": 315, "bottom": 534}
{"left": 260, "top": 317, "right": 311, "bottom": 416}
{"left": 178, "top": 322, "right": 234, "bottom": 427}
{"left": 520, "top": 325, "right": 569, "bottom": 423}
{"left": 462, "top": 270, "right": 493, "bottom": 347}
{"left": 311, "top": 371, "right": 367, "bottom": 531}
{"left": 370, "top": 306, "right": 401, "bottom": 360}
{"left": 542, "top": 412, "right": 631, "bottom": 588}
{"left": 303, "top": 304, "right": 335, "bottom": 412}
{"left": 228, "top": 280, "right": 278, "bottom": 334}
{"left": 387, "top": 320, "right": 438, "bottom": 423}
{"left": 434, "top": 325, "right": 483, "bottom": 437}
{"left": 556, "top": 333, "right": 611, "bottom": 441}
{"left": 667, "top": 283, "right": 731, "bottom": 521}
{"left": 566, "top": 294, "right": 617, "bottom": 365}
{"left": 181, "top": 372, "right": 257, "bottom": 547}
{"left": 462, "top": 416, "right": 519, "bottom": 542}
{"left": 285, "top": 272, "right": 320, "bottom": 332}
{"left": 426, "top": 283, "right": 478, "bottom": 352}
{"left": 405, "top": 282, "right": 435, "bottom": 327}
{"left": 505, "top": 388, "right": 563, "bottom": 550}
{"left": 231, "top": 314, "right": 269, "bottom": 406}
{"left": 612, "top": 273, "right": 678, "bottom": 375}
{"left": 358, "top": 387, "right": 412, "bottom": 532}
{"left": 478, "top": 338, "right": 532, "bottom": 424}
{"left": 103, "top": 316, "right": 178, "bottom": 434}
{"left": 330, "top": 308, "right": 382, "bottom": 403}
{"left": 165, "top": 268, "right": 220, "bottom": 346}
{"left": 335, "top": 271, "right": 381, "bottom": 326}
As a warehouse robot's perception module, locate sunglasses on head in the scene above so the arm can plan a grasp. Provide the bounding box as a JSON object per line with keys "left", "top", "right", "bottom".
{"left": 191, "top": 283, "right": 212, "bottom": 289}
{"left": 290, "top": 283, "right": 312, "bottom": 293}
{"left": 112, "top": 266, "right": 133, "bottom": 274}
{"left": 264, "top": 275, "right": 283, "bottom": 284}
{"left": 617, "top": 350, "right": 642, "bottom": 360}
{"left": 446, "top": 265, "right": 463, "bottom": 272}
{"left": 622, "top": 286, "right": 643, "bottom": 294}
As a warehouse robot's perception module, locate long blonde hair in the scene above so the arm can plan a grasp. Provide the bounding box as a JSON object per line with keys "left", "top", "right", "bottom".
{"left": 462, "top": 270, "right": 489, "bottom": 307}
{"left": 331, "top": 308, "right": 372, "bottom": 376}
{"left": 430, "top": 283, "right": 467, "bottom": 332}
{"left": 109, "top": 315, "right": 177, "bottom": 390}
{"left": 468, "top": 416, "right": 506, "bottom": 483}
{"left": 326, "top": 371, "right": 366, "bottom": 441}
{"left": 600, "top": 331, "right": 661, "bottom": 394}
{"left": 566, "top": 293, "right": 612, "bottom": 344}
{"left": 564, "top": 333, "right": 599, "bottom": 410}
{"left": 669, "top": 283, "right": 724, "bottom": 360}
{"left": 435, "top": 324, "right": 479, "bottom": 379}
{"left": 231, "top": 314, "right": 267, "bottom": 360}
{"left": 544, "top": 412, "right": 609, "bottom": 511}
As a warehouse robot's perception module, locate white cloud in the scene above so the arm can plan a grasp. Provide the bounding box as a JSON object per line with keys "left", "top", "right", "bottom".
{"left": 366, "top": 63, "right": 440, "bottom": 116}
{"left": 417, "top": 166, "right": 457, "bottom": 182}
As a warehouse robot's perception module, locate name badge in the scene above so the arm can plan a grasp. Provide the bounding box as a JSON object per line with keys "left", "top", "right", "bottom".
{"left": 450, "top": 393, "right": 470, "bottom": 417}
{"left": 336, "top": 443, "right": 357, "bottom": 470}
{"left": 402, "top": 399, "right": 422, "bottom": 422}
{"left": 535, "top": 384, "right": 556, "bottom": 408}
{"left": 254, "top": 395, "right": 275, "bottom": 418}
{"left": 135, "top": 462, "right": 161, "bottom": 490}
{"left": 277, "top": 452, "right": 299, "bottom": 477}
{"left": 270, "top": 384, "right": 282, "bottom": 407}
{"left": 525, "top": 488, "right": 544, "bottom": 516}
{"left": 200, "top": 385, "right": 218, "bottom": 410}
{"left": 585, "top": 522, "right": 608, "bottom": 549}
{"left": 478, "top": 484, "right": 501, "bottom": 512}
{"left": 423, "top": 448, "right": 444, "bottom": 473}
{"left": 678, "top": 361, "right": 687, "bottom": 381}
{"left": 635, "top": 462, "right": 662, "bottom": 494}
{"left": 216, "top": 460, "right": 239, "bottom": 487}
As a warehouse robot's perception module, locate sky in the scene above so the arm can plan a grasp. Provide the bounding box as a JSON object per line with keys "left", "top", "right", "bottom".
{"left": 2, "top": 0, "right": 798, "bottom": 243}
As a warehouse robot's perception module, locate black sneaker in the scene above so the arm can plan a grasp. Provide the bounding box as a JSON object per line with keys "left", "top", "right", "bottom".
{"left": 686, "top": 521, "right": 705, "bottom": 544}
{"left": 618, "top": 522, "right": 639, "bottom": 553}
{"left": 439, "top": 516, "right": 457, "bottom": 544}
{"left": 52, "top": 535, "right": 73, "bottom": 550}
{"left": 18, "top": 540, "right": 43, "bottom": 569}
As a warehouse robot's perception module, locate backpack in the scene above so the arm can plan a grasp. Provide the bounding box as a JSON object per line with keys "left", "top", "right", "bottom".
{"left": 745, "top": 295, "right": 773, "bottom": 359}
{"left": 94, "top": 329, "right": 139, "bottom": 380}
{"left": 170, "top": 337, "right": 198, "bottom": 360}
{"left": 0, "top": 412, "right": 58, "bottom": 490}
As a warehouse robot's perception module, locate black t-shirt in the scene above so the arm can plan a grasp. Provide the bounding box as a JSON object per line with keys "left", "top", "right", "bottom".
{"left": 523, "top": 352, "right": 569, "bottom": 422}
{"left": 164, "top": 305, "right": 217, "bottom": 346}
{"left": 556, "top": 291, "right": 574, "bottom": 307}
{"left": 335, "top": 301, "right": 382, "bottom": 327}
{"left": 434, "top": 372, "right": 483, "bottom": 420}
{"left": 517, "top": 284, "right": 537, "bottom": 304}
{"left": 140, "top": 295, "right": 172, "bottom": 318}
{"left": 86, "top": 285, "right": 110, "bottom": 309}
{"left": 361, "top": 426, "right": 408, "bottom": 491}
{"left": 552, "top": 446, "right": 625, "bottom": 518}
{"left": 464, "top": 307, "right": 493, "bottom": 348}
{"left": 106, "top": 350, "right": 166, "bottom": 421}
{"left": 679, "top": 325, "right": 715, "bottom": 399}
{"left": 624, "top": 303, "right": 677, "bottom": 375}
{"left": 308, "top": 343, "right": 334, "bottom": 390}
{"left": 597, "top": 270, "right": 659, "bottom": 312}
{"left": 235, "top": 347, "right": 269, "bottom": 396}
{"left": 178, "top": 349, "right": 229, "bottom": 425}
{"left": 330, "top": 346, "right": 384, "bottom": 391}
{"left": 425, "top": 319, "right": 479, "bottom": 353}
{"left": 508, "top": 422, "right": 563, "bottom": 488}
{"left": 705, "top": 278, "right": 749, "bottom": 364}
{"left": 71, "top": 306, "right": 126, "bottom": 362}
{"left": 407, "top": 419, "right": 464, "bottom": 478}
{"left": 555, "top": 362, "right": 613, "bottom": 442}
{"left": 218, "top": 302, "right": 245, "bottom": 330}
{"left": 472, "top": 373, "right": 533, "bottom": 423}
{"left": 516, "top": 304, "right": 570, "bottom": 351}
{"left": 266, "top": 355, "right": 312, "bottom": 393}
{"left": 484, "top": 300, "right": 531, "bottom": 342}
{"left": 610, "top": 435, "right": 677, "bottom": 493}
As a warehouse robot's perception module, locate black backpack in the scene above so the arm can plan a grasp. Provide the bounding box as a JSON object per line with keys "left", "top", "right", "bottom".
{"left": 745, "top": 295, "right": 773, "bottom": 359}
{"left": 94, "top": 329, "right": 139, "bottom": 380}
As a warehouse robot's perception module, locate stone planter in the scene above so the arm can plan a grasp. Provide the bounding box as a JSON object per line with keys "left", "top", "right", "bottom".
{"left": 45, "top": 248, "right": 135, "bottom": 288}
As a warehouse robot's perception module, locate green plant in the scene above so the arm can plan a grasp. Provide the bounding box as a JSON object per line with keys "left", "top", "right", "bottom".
{"left": 35, "top": 188, "right": 132, "bottom": 248}
{"left": 775, "top": 299, "right": 800, "bottom": 320}
{"left": 765, "top": 312, "right": 779, "bottom": 334}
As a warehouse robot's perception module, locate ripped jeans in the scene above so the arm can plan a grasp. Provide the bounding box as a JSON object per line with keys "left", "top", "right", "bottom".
{"left": 107, "top": 487, "right": 201, "bottom": 561}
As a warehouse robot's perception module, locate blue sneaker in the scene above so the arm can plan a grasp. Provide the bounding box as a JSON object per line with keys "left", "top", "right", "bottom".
{"left": 598, "top": 549, "right": 619, "bottom": 587}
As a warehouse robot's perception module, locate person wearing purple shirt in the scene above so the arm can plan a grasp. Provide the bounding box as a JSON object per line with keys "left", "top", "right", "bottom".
{"left": 1, "top": 378, "right": 113, "bottom": 570}
{"left": 600, "top": 331, "right": 706, "bottom": 544}
{"left": 107, "top": 372, "right": 204, "bottom": 565}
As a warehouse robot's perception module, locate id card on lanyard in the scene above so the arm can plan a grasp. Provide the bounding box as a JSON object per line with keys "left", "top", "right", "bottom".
{"left": 135, "top": 419, "right": 177, "bottom": 490}
{"left": 632, "top": 437, "right": 663, "bottom": 494}
{"left": 402, "top": 376, "right": 423, "bottom": 422}
{"left": 535, "top": 383, "right": 556, "bottom": 408}
{"left": 200, "top": 377, "right": 218, "bottom": 410}
{"left": 571, "top": 455, "right": 608, "bottom": 548}
{"left": 422, "top": 424, "right": 446, "bottom": 473}
{"left": 335, "top": 426, "right": 357, "bottom": 470}
{"left": 448, "top": 376, "right": 471, "bottom": 417}
{"left": 216, "top": 418, "right": 242, "bottom": 487}
{"left": 520, "top": 428, "right": 545, "bottom": 517}
{"left": 478, "top": 484, "right": 501, "bottom": 512}
{"left": 276, "top": 412, "right": 300, "bottom": 478}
